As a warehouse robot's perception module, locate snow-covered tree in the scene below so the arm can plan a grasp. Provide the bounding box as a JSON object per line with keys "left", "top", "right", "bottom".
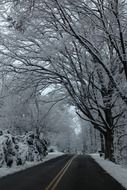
{"left": 0, "top": 0, "right": 127, "bottom": 162}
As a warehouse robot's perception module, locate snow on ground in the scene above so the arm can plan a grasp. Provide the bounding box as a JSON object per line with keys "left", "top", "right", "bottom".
{"left": 91, "top": 153, "right": 127, "bottom": 190}
{"left": 0, "top": 152, "right": 64, "bottom": 178}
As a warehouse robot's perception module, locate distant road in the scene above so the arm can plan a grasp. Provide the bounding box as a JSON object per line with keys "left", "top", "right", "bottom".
{"left": 0, "top": 154, "right": 125, "bottom": 190}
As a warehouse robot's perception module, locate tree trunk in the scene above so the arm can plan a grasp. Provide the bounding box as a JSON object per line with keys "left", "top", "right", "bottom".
{"left": 104, "top": 130, "right": 115, "bottom": 162}
{"left": 100, "top": 133, "right": 105, "bottom": 153}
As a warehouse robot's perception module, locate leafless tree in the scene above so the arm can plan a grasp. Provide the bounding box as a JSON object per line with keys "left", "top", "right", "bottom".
{"left": 0, "top": 0, "right": 127, "bottom": 161}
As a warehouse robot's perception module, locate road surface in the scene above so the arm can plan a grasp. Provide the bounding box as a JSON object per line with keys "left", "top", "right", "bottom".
{"left": 0, "top": 154, "right": 125, "bottom": 190}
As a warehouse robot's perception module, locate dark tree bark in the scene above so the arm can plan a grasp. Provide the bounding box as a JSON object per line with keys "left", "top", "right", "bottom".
{"left": 104, "top": 130, "right": 114, "bottom": 161}
{"left": 100, "top": 133, "right": 105, "bottom": 153}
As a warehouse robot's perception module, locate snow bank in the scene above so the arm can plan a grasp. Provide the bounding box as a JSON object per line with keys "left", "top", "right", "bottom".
{"left": 91, "top": 153, "right": 127, "bottom": 189}
{"left": 0, "top": 152, "right": 64, "bottom": 178}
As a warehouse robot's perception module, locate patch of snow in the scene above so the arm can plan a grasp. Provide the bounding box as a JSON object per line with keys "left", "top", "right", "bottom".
{"left": 43, "top": 152, "right": 64, "bottom": 161}
{"left": 0, "top": 152, "right": 64, "bottom": 178}
{"left": 91, "top": 153, "right": 127, "bottom": 189}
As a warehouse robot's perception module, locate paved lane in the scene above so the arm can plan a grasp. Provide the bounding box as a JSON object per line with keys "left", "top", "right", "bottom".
{"left": 0, "top": 155, "right": 73, "bottom": 190}
{"left": 56, "top": 155, "right": 125, "bottom": 190}
{"left": 0, "top": 155, "right": 125, "bottom": 190}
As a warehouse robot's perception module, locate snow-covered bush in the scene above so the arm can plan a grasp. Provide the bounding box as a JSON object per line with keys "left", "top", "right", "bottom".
{"left": 48, "top": 146, "right": 58, "bottom": 153}
{"left": 13, "top": 135, "right": 28, "bottom": 166}
{"left": 0, "top": 130, "right": 48, "bottom": 167}
{"left": 0, "top": 131, "right": 4, "bottom": 167}
{"left": 0, "top": 130, "right": 15, "bottom": 167}
{"left": 24, "top": 131, "right": 48, "bottom": 162}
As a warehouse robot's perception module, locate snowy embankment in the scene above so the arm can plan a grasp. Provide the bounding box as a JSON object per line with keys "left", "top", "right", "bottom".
{"left": 91, "top": 154, "right": 127, "bottom": 190}
{"left": 0, "top": 152, "right": 64, "bottom": 178}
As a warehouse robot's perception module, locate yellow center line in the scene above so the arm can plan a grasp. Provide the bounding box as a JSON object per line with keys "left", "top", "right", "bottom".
{"left": 45, "top": 157, "right": 72, "bottom": 190}
{"left": 51, "top": 156, "right": 76, "bottom": 190}
{"left": 45, "top": 155, "right": 76, "bottom": 190}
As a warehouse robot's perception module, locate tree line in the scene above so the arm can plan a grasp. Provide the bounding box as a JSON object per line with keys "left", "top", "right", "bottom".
{"left": 0, "top": 0, "right": 127, "bottom": 161}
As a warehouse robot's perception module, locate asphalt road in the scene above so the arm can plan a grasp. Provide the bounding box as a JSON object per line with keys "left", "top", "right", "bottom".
{"left": 0, "top": 154, "right": 125, "bottom": 190}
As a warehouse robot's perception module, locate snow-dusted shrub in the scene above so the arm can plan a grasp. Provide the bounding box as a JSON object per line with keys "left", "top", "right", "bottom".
{"left": 13, "top": 136, "right": 28, "bottom": 166}
{"left": 0, "top": 131, "right": 4, "bottom": 167}
{"left": 24, "top": 132, "right": 48, "bottom": 162}
{"left": 0, "top": 130, "right": 15, "bottom": 167}
{"left": 24, "top": 131, "right": 37, "bottom": 162}
{"left": 48, "top": 146, "right": 58, "bottom": 153}
{"left": 0, "top": 131, "right": 48, "bottom": 167}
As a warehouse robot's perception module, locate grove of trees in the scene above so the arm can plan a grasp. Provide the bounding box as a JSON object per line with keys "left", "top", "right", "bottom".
{"left": 0, "top": 0, "right": 127, "bottom": 162}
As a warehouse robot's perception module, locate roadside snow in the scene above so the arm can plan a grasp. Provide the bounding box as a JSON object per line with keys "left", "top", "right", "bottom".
{"left": 43, "top": 151, "right": 64, "bottom": 162}
{"left": 91, "top": 153, "right": 127, "bottom": 190}
{"left": 0, "top": 152, "right": 64, "bottom": 178}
